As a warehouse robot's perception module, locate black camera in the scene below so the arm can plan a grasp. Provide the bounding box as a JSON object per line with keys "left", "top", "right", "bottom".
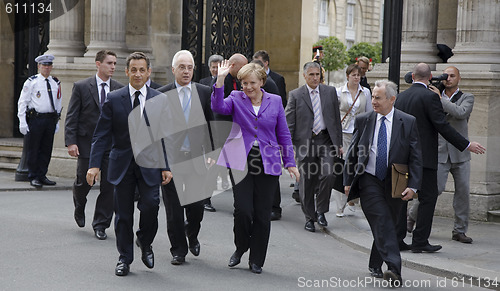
{"left": 404, "top": 71, "right": 447, "bottom": 91}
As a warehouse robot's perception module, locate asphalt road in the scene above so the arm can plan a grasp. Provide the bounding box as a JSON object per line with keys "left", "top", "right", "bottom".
{"left": 0, "top": 176, "right": 489, "bottom": 290}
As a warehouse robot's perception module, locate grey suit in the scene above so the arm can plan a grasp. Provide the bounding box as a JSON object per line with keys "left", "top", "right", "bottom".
{"left": 65, "top": 76, "right": 123, "bottom": 230}
{"left": 286, "top": 84, "right": 342, "bottom": 222}
{"left": 437, "top": 90, "right": 474, "bottom": 234}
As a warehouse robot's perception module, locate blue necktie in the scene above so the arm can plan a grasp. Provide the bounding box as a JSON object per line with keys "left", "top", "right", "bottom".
{"left": 375, "top": 116, "right": 387, "bottom": 180}
{"left": 181, "top": 87, "right": 191, "bottom": 151}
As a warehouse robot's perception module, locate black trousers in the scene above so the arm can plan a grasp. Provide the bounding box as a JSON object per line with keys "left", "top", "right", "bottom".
{"left": 230, "top": 146, "right": 279, "bottom": 267}
{"left": 358, "top": 173, "right": 402, "bottom": 273}
{"left": 73, "top": 155, "right": 114, "bottom": 230}
{"left": 397, "top": 168, "right": 438, "bottom": 247}
{"left": 114, "top": 160, "right": 160, "bottom": 264}
{"left": 26, "top": 116, "right": 56, "bottom": 180}
{"left": 161, "top": 176, "right": 204, "bottom": 258}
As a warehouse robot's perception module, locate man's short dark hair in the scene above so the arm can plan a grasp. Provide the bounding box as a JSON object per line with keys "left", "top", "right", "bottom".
{"left": 126, "top": 52, "right": 150, "bottom": 69}
{"left": 95, "top": 50, "right": 117, "bottom": 63}
{"left": 253, "top": 50, "right": 270, "bottom": 64}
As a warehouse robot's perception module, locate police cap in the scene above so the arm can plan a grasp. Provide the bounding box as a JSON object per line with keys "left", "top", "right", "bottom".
{"left": 35, "top": 54, "right": 55, "bottom": 65}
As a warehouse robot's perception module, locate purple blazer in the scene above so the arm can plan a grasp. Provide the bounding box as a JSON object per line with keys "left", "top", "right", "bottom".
{"left": 211, "top": 86, "right": 296, "bottom": 176}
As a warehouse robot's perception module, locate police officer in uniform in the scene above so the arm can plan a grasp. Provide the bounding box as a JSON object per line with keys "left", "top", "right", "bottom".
{"left": 17, "top": 54, "right": 62, "bottom": 188}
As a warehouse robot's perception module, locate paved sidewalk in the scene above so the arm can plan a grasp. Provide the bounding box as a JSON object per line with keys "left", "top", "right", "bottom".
{"left": 1, "top": 170, "right": 499, "bottom": 290}
{"left": 321, "top": 195, "right": 500, "bottom": 290}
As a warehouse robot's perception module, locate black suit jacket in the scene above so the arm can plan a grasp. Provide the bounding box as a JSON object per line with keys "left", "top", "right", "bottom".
{"left": 89, "top": 86, "right": 166, "bottom": 186}
{"left": 65, "top": 77, "right": 123, "bottom": 158}
{"left": 199, "top": 76, "right": 215, "bottom": 87}
{"left": 344, "top": 109, "right": 423, "bottom": 201}
{"left": 395, "top": 83, "right": 469, "bottom": 170}
{"left": 269, "top": 70, "right": 287, "bottom": 108}
{"left": 149, "top": 80, "right": 162, "bottom": 89}
{"left": 263, "top": 75, "right": 280, "bottom": 97}
{"left": 157, "top": 82, "right": 214, "bottom": 174}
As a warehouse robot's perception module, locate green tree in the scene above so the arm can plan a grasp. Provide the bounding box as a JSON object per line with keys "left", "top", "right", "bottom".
{"left": 313, "top": 37, "right": 348, "bottom": 71}
{"left": 347, "top": 42, "right": 382, "bottom": 64}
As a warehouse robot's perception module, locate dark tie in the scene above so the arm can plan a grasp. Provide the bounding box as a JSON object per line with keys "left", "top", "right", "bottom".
{"left": 100, "top": 83, "right": 106, "bottom": 107}
{"left": 133, "top": 91, "right": 140, "bottom": 109}
{"left": 375, "top": 116, "right": 387, "bottom": 180}
{"left": 45, "top": 79, "right": 56, "bottom": 113}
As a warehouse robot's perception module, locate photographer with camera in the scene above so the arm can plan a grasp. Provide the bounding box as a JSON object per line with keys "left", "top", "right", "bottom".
{"left": 395, "top": 63, "right": 485, "bottom": 253}
{"left": 429, "top": 66, "right": 476, "bottom": 243}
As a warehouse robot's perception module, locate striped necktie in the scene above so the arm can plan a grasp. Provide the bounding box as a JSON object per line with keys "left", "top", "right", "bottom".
{"left": 311, "top": 89, "right": 321, "bottom": 135}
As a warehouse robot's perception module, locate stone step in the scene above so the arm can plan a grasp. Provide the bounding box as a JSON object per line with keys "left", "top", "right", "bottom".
{"left": 0, "top": 162, "right": 18, "bottom": 172}
{"left": 0, "top": 150, "right": 22, "bottom": 164}
{"left": 0, "top": 138, "right": 24, "bottom": 152}
{"left": 487, "top": 210, "right": 500, "bottom": 223}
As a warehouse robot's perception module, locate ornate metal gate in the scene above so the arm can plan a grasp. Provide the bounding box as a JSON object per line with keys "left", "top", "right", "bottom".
{"left": 182, "top": 0, "right": 255, "bottom": 81}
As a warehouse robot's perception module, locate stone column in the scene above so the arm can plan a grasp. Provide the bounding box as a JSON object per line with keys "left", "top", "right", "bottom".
{"left": 400, "top": 0, "right": 441, "bottom": 64}
{"left": 84, "top": 0, "right": 128, "bottom": 58}
{"left": 46, "top": 0, "right": 85, "bottom": 57}
{"left": 448, "top": 0, "right": 500, "bottom": 65}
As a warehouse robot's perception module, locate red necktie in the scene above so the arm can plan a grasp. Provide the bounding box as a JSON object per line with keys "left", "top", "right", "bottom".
{"left": 233, "top": 79, "right": 237, "bottom": 90}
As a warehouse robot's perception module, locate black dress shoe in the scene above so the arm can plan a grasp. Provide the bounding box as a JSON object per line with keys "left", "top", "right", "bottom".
{"left": 171, "top": 255, "right": 185, "bottom": 265}
{"left": 115, "top": 261, "right": 130, "bottom": 276}
{"left": 74, "top": 207, "right": 85, "bottom": 228}
{"left": 316, "top": 212, "right": 328, "bottom": 227}
{"left": 40, "top": 177, "right": 56, "bottom": 185}
{"left": 189, "top": 238, "right": 200, "bottom": 256}
{"left": 203, "top": 203, "right": 216, "bottom": 212}
{"left": 30, "top": 179, "right": 43, "bottom": 188}
{"left": 369, "top": 267, "right": 383, "bottom": 278}
{"left": 304, "top": 220, "right": 315, "bottom": 232}
{"left": 399, "top": 241, "right": 412, "bottom": 251}
{"left": 249, "top": 262, "right": 262, "bottom": 274}
{"left": 270, "top": 211, "right": 282, "bottom": 221}
{"left": 228, "top": 251, "right": 242, "bottom": 267}
{"left": 292, "top": 190, "right": 300, "bottom": 203}
{"left": 135, "top": 239, "right": 154, "bottom": 268}
{"left": 411, "top": 243, "right": 442, "bottom": 253}
{"left": 94, "top": 229, "right": 107, "bottom": 240}
{"left": 383, "top": 269, "right": 403, "bottom": 287}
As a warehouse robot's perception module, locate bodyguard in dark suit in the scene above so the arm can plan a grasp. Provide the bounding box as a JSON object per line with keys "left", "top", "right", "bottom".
{"left": 146, "top": 77, "right": 162, "bottom": 89}
{"left": 395, "top": 63, "right": 485, "bottom": 253}
{"left": 344, "top": 80, "right": 422, "bottom": 286}
{"left": 199, "top": 54, "right": 223, "bottom": 87}
{"left": 157, "top": 50, "right": 214, "bottom": 265}
{"left": 65, "top": 50, "right": 123, "bottom": 240}
{"left": 87, "top": 52, "right": 172, "bottom": 276}
{"left": 285, "top": 61, "right": 342, "bottom": 232}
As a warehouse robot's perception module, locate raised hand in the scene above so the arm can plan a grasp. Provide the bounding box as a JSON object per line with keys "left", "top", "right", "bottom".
{"left": 215, "top": 60, "right": 230, "bottom": 88}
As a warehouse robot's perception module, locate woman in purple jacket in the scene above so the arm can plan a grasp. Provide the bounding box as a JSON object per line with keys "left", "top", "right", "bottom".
{"left": 212, "top": 61, "right": 299, "bottom": 274}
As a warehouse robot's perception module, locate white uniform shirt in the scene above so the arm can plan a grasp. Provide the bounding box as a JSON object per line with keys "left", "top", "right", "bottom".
{"left": 17, "top": 73, "right": 62, "bottom": 123}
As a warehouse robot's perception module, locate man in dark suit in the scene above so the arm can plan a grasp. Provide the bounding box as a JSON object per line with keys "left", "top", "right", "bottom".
{"left": 253, "top": 50, "right": 287, "bottom": 108}
{"left": 344, "top": 80, "right": 422, "bottom": 287}
{"left": 65, "top": 50, "right": 123, "bottom": 240}
{"left": 285, "top": 61, "right": 343, "bottom": 232}
{"left": 157, "top": 50, "right": 214, "bottom": 266}
{"left": 395, "top": 63, "right": 485, "bottom": 253}
{"left": 199, "top": 54, "right": 223, "bottom": 87}
{"left": 87, "top": 52, "right": 172, "bottom": 276}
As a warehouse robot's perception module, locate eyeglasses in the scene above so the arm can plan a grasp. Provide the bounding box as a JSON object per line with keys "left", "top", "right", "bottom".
{"left": 177, "top": 65, "right": 194, "bottom": 72}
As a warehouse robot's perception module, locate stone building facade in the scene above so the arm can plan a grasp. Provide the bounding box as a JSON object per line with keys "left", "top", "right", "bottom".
{"left": 0, "top": 0, "right": 498, "bottom": 220}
